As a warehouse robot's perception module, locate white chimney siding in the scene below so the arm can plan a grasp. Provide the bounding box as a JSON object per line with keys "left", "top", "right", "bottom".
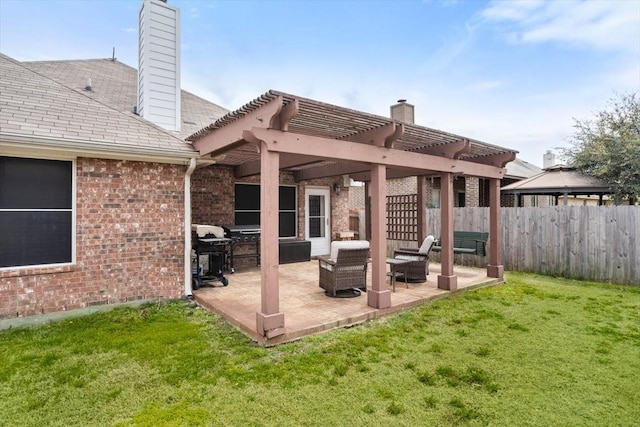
{"left": 138, "top": 0, "right": 181, "bottom": 133}
{"left": 543, "top": 150, "right": 556, "bottom": 169}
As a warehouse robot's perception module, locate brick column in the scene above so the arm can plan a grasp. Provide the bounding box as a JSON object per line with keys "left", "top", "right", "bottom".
{"left": 465, "top": 176, "right": 480, "bottom": 207}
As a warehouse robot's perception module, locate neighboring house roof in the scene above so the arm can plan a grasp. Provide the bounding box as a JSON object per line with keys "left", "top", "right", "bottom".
{"left": 501, "top": 165, "right": 612, "bottom": 195}
{"left": 505, "top": 158, "right": 541, "bottom": 180}
{"left": 0, "top": 53, "right": 229, "bottom": 162}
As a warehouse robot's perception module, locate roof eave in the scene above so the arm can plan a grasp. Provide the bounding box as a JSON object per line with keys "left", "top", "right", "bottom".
{"left": 1, "top": 133, "right": 197, "bottom": 164}
{"left": 502, "top": 187, "right": 612, "bottom": 195}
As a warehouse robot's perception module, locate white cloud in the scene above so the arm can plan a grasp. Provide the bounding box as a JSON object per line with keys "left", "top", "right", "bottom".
{"left": 482, "top": 0, "right": 640, "bottom": 54}
{"left": 481, "top": 0, "right": 545, "bottom": 22}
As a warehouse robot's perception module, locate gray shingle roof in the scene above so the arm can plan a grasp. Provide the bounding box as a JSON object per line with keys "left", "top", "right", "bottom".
{"left": 505, "top": 158, "right": 542, "bottom": 179}
{"left": 0, "top": 53, "right": 229, "bottom": 159}
{"left": 23, "top": 57, "right": 228, "bottom": 141}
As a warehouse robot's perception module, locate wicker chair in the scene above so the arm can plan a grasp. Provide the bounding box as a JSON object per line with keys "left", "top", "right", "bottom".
{"left": 392, "top": 235, "right": 435, "bottom": 283}
{"left": 318, "top": 241, "right": 370, "bottom": 297}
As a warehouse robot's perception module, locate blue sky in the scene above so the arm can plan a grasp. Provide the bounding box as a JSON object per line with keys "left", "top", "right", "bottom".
{"left": 1, "top": 0, "right": 638, "bottom": 167}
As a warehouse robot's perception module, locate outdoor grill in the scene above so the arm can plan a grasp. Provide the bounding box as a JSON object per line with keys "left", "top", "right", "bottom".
{"left": 191, "top": 225, "right": 232, "bottom": 289}
{"left": 223, "top": 224, "right": 261, "bottom": 271}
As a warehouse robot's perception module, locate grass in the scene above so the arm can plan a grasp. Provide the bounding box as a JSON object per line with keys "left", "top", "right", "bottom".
{"left": 1, "top": 272, "right": 639, "bottom": 426}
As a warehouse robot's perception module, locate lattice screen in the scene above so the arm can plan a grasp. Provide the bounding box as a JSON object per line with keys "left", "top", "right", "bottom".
{"left": 386, "top": 194, "right": 418, "bottom": 241}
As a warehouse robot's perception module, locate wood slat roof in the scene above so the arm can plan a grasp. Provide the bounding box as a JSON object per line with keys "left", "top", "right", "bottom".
{"left": 188, "top": 90, "right": 518, "bottom": 179}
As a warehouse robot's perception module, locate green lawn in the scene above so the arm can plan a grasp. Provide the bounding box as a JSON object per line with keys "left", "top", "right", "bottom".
{"left": 1, "top": 272, "right": 639, "bottom": 426}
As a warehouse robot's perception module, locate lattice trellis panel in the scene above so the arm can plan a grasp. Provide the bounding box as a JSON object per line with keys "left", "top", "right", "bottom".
{"left": 386, "top": 194, "right": 418, "bottom": 241}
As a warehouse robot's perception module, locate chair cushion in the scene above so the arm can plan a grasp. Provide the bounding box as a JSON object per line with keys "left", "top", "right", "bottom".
{"left": 395, "top": 254, "right": 424, "bottom": 262}
{"left": 329, "top": 240, "right": 370, "bottom": 261}
{"left": 419, "top": 235, "right": 435, "bottom": 254}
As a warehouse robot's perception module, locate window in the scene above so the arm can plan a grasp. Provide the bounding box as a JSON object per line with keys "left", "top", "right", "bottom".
{"left": 0, "top": 157, "right": 74, "bottom": 268}
{"left": 457, "top": 191, "right": 466, "bottom": 208}
{"left": 234, "top": 183, "right": 297, "bottom": 238}
{"left": 431, "top": 189, "right": 441, "bottom": 208}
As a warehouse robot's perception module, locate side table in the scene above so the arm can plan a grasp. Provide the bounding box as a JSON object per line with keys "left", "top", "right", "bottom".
{"left": 386, "top": 258, "right": 410, "bottom": 292}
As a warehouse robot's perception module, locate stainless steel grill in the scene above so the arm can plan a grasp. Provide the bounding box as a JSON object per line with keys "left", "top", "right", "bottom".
{"left": 224, "top": 225, "right": 261, "bottom": 243}
{"left": 192, "top": 225, "right": 232, "bottom": 289}
{"left": 223, "top": 225, "right": 260, "bottom": 271}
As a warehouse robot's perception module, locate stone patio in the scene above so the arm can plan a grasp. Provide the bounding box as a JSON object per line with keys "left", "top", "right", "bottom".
{"left": 194, "top": 260, "right": 502, "bottom": 346}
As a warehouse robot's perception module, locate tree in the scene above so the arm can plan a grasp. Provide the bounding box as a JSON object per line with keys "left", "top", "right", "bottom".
{"left": 559, "top": 92, "right": 640, "bottom": 204}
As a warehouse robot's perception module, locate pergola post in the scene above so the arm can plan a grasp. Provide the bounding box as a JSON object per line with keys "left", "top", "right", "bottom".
{"left": 417, "top": 176, "right": 426, "bottom": 243}
{"left": 438, "top": 172, "right": 457, "bottom": 290}
{"left": 367, "top": 163, "right": 391, "bottom": 309}
{"left": 364, "top": 181, "right": 371, "bottom": 240}
{"left": 256, "top": 147, "right": 285, "bottom": 338}
{"left": 487, "top": 178, "right": 504, "bottom": 278}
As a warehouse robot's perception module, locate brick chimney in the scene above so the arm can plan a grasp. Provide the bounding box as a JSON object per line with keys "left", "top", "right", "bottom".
{"left": 138, "top": 0, "right": 181, "bottom": 132}
{"left": 390, "top": 99, "right": 415, "bottom": 124}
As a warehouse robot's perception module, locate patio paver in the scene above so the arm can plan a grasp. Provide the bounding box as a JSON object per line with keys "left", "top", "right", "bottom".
{"left": 194, "top": 260, "right": 501, "bottom": 345}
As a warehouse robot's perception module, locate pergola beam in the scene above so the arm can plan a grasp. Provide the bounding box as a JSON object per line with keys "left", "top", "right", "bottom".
{"left": 245, "top": 127, "right": 507, "bottom": 179}
{"left": 339, "top": 122, "right": 404, "bottom": 148}
{"left": 271, "top": 99, "right": 299, "bottom": 131}
{"left": 236, "top": 153, "right": 326, "bottom": 177}
{"left": 350, "top": 167, "right": 439, "bottom": 182}
{"left": 471, "top": 152, "right": 517, "bottom": 168}
{"left": 193, "top": 95, "right": 284, "bottom": 157}
{"left": 411, "top": 138, "right": 471, "bottom": 159}
{"left": 294, "top": 161, "right": 371, "bottom": 181}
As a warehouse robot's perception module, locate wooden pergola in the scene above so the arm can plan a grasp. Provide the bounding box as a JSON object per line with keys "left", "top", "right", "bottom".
{"left": 188, "top": 90, "right": 517, "bottom": 339}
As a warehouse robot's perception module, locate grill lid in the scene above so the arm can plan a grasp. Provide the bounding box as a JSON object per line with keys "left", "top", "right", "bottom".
{"left": 224, "top": 225, "right": 260, "bottom": 234}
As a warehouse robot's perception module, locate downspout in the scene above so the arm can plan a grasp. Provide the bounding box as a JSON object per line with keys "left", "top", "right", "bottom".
{"left": 184, "top": 158, "right": 197, "bottom": 297}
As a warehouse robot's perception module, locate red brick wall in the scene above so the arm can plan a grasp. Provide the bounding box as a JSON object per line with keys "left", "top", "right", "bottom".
{"left": 0, "top": 158, "right": 186, "bottom": 319}
{"left": 192, "top": 165, "right": 235, "bottom": 225}
{"left": 387, "top": 177, "right": 417, "bottom": 196}
{"left": 191, "top": 166, "right": 351, "bottom": 253}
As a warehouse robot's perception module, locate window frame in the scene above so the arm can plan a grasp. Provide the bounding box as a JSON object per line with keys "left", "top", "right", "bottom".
{"left": 0, "top": 155, "right": 76, "bottom": 270}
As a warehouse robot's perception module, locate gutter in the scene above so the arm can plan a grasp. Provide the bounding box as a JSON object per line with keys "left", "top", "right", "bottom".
{"left": 184, "top": 157, "right": 197, "bottom": 297}
{"left": 1, "top": 134, "right": 196, "bottom": 164}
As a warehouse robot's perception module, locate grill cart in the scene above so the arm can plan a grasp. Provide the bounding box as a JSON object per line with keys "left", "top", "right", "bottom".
{"left": 192, "top": 225, "right": 232, "bottom": 289}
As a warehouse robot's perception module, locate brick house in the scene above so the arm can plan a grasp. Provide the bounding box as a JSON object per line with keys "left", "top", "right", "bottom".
{"left": 0, "top": 50, "right": 216, "bottom": 318}
{"left": 0, "top": 0, "right": 355, "bottom": 319}
{"left": 1, "top": 1, "right": 518, "bottom": 339}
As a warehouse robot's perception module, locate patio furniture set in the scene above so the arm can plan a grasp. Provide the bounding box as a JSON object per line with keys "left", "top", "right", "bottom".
{"left": 317, "top": 231, "right": 489, "bottom": 297}
{"left": 192, "top": 225, "right": 488, "bottom": 297}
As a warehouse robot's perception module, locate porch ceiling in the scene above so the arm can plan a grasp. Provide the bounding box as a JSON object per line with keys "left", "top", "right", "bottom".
{"left": 187, "top": 90, "right": 517, "bottom": 181}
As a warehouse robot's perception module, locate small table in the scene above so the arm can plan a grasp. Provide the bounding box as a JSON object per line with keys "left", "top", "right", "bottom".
{"left": 386, "top": 258, "right": 411, "bottom": 292}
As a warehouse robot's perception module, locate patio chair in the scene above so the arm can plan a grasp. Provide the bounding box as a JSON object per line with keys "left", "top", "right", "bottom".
{"left": 318, "top": 240, "right": 370, "bottom": 297}
{"left": 392, "top": 235, "right": 435, "bottom": 283}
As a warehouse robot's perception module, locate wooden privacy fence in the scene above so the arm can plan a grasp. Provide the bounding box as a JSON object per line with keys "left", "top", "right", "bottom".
{"left": 388, "top": 205, "right": 639, "bottom": 286}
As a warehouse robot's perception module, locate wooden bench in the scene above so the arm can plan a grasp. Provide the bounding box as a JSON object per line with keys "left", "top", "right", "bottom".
{"left": 431, "top": 231, "right": 488, "bottom": 257}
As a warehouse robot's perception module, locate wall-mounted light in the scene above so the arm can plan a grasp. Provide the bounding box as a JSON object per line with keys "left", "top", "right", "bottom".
{"left": 333, "top": 182, "right": 341, "bottom": 196}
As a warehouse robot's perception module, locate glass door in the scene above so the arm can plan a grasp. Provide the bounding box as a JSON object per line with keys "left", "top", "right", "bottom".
{"left": 305, "top": 188, "right": 331, "bottom": 256}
